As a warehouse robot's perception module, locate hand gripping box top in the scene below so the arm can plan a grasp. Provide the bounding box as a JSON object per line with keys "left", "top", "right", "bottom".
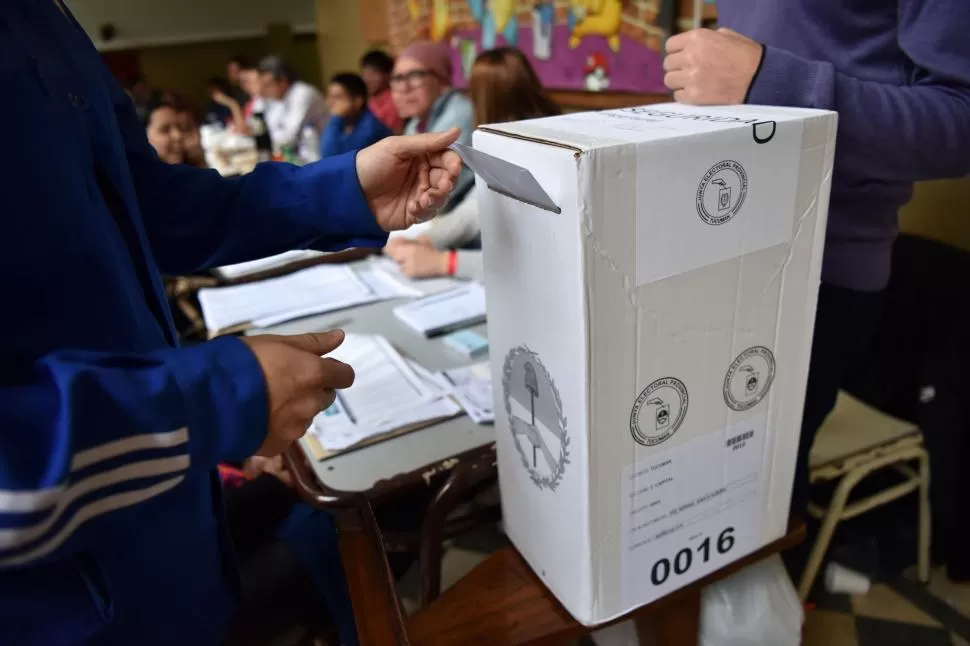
{"left": 476, "top": 103, "right": 837, "bottom": 624}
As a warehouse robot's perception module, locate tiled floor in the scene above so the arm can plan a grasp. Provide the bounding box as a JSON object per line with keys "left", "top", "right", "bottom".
{"left": 804, "top": 577, "right": 967, "bottom": 646}
{"left": 398, "top": 523, "right": 970, "bottom": 646}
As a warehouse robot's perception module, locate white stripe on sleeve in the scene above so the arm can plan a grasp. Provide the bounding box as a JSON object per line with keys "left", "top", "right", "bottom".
{"left": 0, "top": 475, "right": 185, "bottom": 567}
{"left": 70, "top": 428, "right": 189, "bottom": 472}
{"left": 0, "top": 487, "right": 64, "bottom": 514}
{"left": 0, "top": 428, "right": 188, "bottom": 514}
{"left": 0, "top": 455, "right": 190, "bottom": 551}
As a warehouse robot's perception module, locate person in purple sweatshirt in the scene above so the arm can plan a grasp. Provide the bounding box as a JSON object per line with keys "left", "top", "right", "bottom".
{"left": 662, "top": 2, "right": 970, "bottom": 514}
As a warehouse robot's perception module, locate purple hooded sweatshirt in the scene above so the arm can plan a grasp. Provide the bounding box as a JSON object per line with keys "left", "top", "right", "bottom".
{"left": 717, "top": 0, "right": 970, "bottom": 291}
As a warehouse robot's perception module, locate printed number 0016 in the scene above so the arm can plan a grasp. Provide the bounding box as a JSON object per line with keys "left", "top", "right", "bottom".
{"left": 650, "top": 526, "right": 736, "bottom": 586}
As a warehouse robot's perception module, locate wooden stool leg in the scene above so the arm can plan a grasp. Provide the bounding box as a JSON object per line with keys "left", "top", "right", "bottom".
{"left": 917, "top": 449, "right": 932, "bottom": 583}
{"left": 634, "top": 587, "right": 702, "bottom": 646}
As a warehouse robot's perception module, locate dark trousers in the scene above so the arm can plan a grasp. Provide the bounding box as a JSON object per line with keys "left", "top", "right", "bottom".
{"left": 792, "top": 283, "right": 885, "bottom": 514}
{"left": 222, "top": 476, "right": 331, "bottom": 646}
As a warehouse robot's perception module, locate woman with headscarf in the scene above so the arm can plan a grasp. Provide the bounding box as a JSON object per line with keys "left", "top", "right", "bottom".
{"left": 385, "top": 47, "right": 561, "bottom": 281}
{"left": 391, "top": 40, "right": 474, "bottom": 210}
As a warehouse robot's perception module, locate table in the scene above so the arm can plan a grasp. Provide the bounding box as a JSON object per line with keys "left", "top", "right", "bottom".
{"left": 249, "top": 293, "right": 495, "bottom": 495}
{"left": 252, "top": 268, "right": 500, "bottom": 605}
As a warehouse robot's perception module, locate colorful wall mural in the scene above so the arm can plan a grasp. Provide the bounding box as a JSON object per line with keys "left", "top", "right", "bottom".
{"left": 388, "top": 1, "right": 677, "bottom": 93}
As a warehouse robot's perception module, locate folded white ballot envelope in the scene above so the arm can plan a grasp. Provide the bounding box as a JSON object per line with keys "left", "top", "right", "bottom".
{"left": 449, "top": 142, "right": 560, "bottom": 214}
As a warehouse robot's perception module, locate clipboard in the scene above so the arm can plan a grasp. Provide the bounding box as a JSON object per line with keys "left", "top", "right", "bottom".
{"left": 303, "top": 410, "right": 463, "bottom": 461}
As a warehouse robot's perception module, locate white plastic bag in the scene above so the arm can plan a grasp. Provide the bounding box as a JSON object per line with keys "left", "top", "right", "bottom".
{"left": 699, "top": 555, "right": 803, "bottom": 646}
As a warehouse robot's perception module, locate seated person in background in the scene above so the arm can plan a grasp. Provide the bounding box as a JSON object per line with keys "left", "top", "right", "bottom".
{"left": 392, "top": 40, "right": 473, "bottom": 211}
{"left": 175, "top": 108, "right": 206, "bottom": 167}
{"left": 143, "top": 99, "right": 184, "bottom": 164}
{"left": 360, "top": 49, "right": 402, "bottom": 133}
{"left": 140, "top": 99, "right": 214, "bottom": 171}
{"left": 321, "top": 72, "right": 393, "bottom": 158}
{"left": 125, "top": 75, "right": 153, "bottom": 123}
{"left": 385, "top": 47, "right": 560, "bottom": 281}
{"left": 212, "top": 67, "right": 263, "bottom": 136}
{"left": 226, "top": 54, "right": 252, "bottom": 106}
{"left": 257, "top": 54, "right": 329, "bottom": 150}
{"left": 204, "top": 76, "right": 236, "bottom": 125}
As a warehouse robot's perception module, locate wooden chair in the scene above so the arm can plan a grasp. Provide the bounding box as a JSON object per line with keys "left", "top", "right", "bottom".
{"left": 285, "top": 442, "right": 501, "bottom": 609}
{"left": 798, "top": 391, "right": 931, "bottom": 599}
{"left": 303, "top": 451, "right": 807, "bottom": 646}
{"left": 164, "top": 275, "right": 218, "bottom": 341}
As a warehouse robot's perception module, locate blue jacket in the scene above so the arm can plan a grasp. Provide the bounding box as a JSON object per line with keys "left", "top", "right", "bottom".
{"left": 0, "top": 3, "right": 385, "bottom": 645}
{"left": 321, "top": 108, "right": 393, "bottom": 158}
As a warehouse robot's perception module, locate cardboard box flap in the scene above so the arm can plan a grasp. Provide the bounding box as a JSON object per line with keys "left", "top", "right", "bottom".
{"left": 483, "top": 103, "right": 832, "bottom": 150}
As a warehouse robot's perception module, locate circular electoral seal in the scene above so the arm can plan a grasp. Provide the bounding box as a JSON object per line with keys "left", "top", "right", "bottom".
{"left": 723, "top": 346, "right": 776, "bottom": 411}
{"left": 630, "top": 377, "right": 689, "bottom": 447}
{"left": 502, "top": 346, "right": 570, "bottom": 491}
{"left": 696, "top": 160, "right": 748, "bottom": 225}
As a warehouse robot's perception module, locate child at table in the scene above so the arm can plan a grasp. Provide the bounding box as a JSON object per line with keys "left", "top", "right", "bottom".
{"left": 321, "top": 73, "right": 393, "bottom": 158}
{"left": 383, "top": 48, "right": 560, "bottom": 280}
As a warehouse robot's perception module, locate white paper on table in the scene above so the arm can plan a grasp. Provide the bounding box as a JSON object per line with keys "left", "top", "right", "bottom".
{"left": 199, "top": 264, "right": 375, "bottom": 331}
{"left": 356, "top": 263, "right": 423, "bottom": 299}
{"left": 435, "top": 362, "right": 494, "bottom": 424}
{"left": 327, "top": 335, "right": 438, "bottom": 425}
{"left": 393, "top": 283, "right": 487, "bottom": 337}
{"left": 214, "top": 250, "right": 327, "bottom": 280}
{"left": 369, "top": 257, "right": 463, "bottom": 296}
{"left": 405, "top": 358, "right": 448, "bottom": 396}
{"left": 387, "top": 220, "right": 434, "bottom": 241}
{"left": 309, "top": 335, "right": 461, "bottom": 451}
{"left": 314, "top": 397, "right": 462, "bottom": 451}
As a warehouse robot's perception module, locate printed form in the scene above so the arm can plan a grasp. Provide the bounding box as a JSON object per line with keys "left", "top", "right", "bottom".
{"left": 393, "top": 283, "right": 487, "bottom": 337}
{"left": 310, "top": 335, "right": 460, "bottom": 451}
{"left": 620, "top": 415, "right": 768, "bottom": 606}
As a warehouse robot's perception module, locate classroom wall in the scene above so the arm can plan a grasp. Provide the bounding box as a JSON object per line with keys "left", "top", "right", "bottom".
{"left": 131, "top": 31, "right": 322, "bottom": 115}
{"left": 70, "top": 0, "right": 320, "bottom": 113}
{"left": 70, "top": 0, "right": 315, "bottom": 50}
{"left": 314, "top": 0, "right": 384, "bottom": 81}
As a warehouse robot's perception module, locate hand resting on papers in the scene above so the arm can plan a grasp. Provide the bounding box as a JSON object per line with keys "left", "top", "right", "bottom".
{"left": 241, "top": 330, "right": 355, "bottom": 457}
{"left": 384, "top": 237, "right": 451, "bottom": 278}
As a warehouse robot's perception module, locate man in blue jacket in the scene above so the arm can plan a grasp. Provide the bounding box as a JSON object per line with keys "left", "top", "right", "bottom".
{"left": 663, "top": 3, "right": 970, "bottom": 513}
{"left": 0, "top": 2, "right": 462, "bottom": 644}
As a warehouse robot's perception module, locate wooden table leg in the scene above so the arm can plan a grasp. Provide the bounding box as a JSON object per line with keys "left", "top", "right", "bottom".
{"left": 634, "top": 587, "right": 702, "bottom": 646}
{"left": 417, "top": 448, "right": 497, "bottom": 607}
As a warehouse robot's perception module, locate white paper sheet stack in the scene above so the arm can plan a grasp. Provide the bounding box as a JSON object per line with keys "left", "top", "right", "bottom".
{"left": 308, "top": 334, "right": 462, "bottom": 452}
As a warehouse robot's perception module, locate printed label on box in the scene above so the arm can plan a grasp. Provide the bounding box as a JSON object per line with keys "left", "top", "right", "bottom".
{"left": 635, "top": 121, "right": 804, "bottom": 286}
{"left": 621, "top": 414, "right": 767, "bottom": 607}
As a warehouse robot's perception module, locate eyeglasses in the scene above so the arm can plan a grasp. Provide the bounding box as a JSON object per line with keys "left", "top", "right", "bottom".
{"left": 390, "top": 69, "right": 431, "bottom": 90}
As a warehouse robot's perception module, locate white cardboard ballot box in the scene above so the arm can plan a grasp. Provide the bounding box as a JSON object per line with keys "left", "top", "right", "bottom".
{"left": 476, "top": 103, "right": 837, "bottom": 624}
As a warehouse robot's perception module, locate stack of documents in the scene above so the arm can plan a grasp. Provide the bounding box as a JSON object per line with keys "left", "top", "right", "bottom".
{"left": 198, "top": 263, "right": 416, "bottom": 333}
{"left": 434, "top": 362, "right": 494, "bottom": 424}
{"left": 213, "top": 250, "right": 327, "bottom": 281}
{"left": 387, "top": 220, "right": 434, "bottom": 242}
{"left": 368, "top": 256, "right": 463, "bottom": 296}
{"left": 308, "top": 334, "right": 462, "bottom": 452}
{"left": 393, "top": 283, "right": 487, "bottom": 337}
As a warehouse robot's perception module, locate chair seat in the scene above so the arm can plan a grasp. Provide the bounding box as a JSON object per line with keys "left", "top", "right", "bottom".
{"left": 809, "top": 392, "right": 921, "bottom": 469}
{"left": 406, "top": 546, "right": 579, "bottom": 646}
